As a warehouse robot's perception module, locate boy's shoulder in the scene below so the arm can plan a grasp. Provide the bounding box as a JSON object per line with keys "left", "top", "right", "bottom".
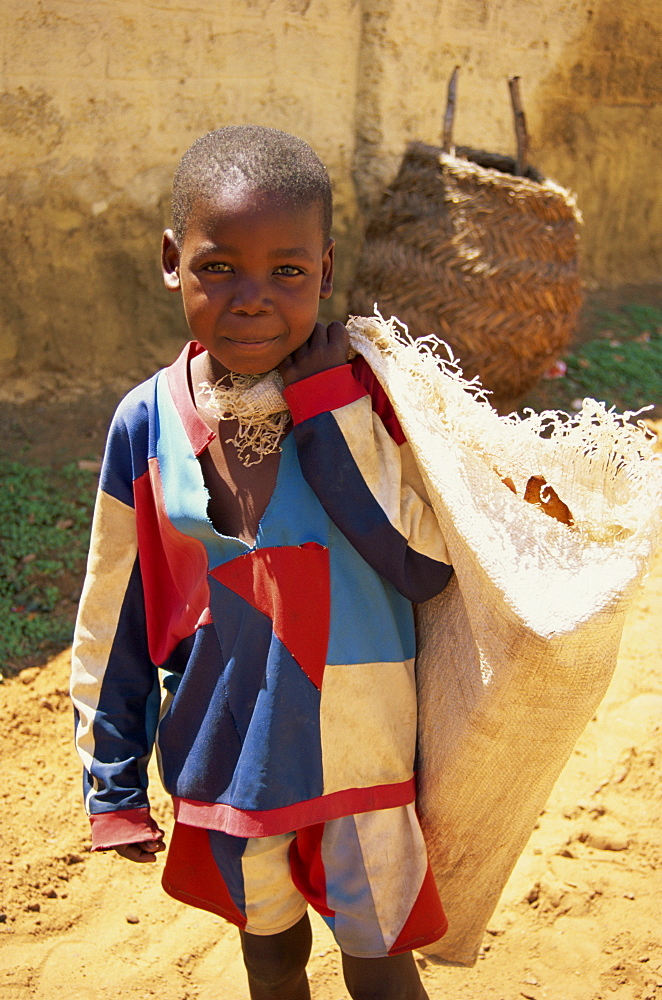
{"left": 100, "top": 368, "right": 166, "bottom": 501}
{"left": 112, "top": 369, "right": 162, "bottom": 429}
{"left": 110, "top": 342, "right": 194, "bottom": 437}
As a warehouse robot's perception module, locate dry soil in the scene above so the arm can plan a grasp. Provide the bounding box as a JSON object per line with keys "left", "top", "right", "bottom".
{"left": 0, "top": 433, "right": 660, "bottom": 1000}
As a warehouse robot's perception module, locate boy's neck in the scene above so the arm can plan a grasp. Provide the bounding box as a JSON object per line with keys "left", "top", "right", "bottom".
{"left": 192, "top": 348, "right": 233, "bottom": 388}
{"left": 188, "top": 350, "right": 283, "bottom": 545}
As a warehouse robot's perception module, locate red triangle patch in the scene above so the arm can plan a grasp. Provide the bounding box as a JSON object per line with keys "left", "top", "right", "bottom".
{"left": 211, "top": 543, "right": 330, "bottom": 690}
{"left": 388, "top": 861, "right": 448, "bottom": 955}
{"left": 162, "top": 822, "right": 247, "bottom": 927}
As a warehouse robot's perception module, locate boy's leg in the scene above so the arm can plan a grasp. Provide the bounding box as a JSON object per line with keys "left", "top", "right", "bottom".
{"left": 341, "top": 951, "right": 429, "bottom": 1000}
{"left": 239, "top": 912, "right": 312, "bottom": 1000}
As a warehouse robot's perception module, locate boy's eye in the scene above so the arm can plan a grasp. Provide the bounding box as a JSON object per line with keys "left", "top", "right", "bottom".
{"left": 274, "top": 265, "right": 304, "bottom": 276}
{"left": 201, "top": 262, "right": 233, "bottom": 273}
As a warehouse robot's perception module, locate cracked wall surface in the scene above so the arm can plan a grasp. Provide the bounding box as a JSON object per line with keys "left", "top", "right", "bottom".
{"left": 0, "top": 0, "right": 659, "bottom": 384}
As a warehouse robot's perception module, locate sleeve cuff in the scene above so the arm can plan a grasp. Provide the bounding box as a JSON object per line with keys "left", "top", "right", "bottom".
{"left": 283, "top": 364, "right": 369, "bottom": 425}
{"left": 89, "top": 807, "right": 163, "bottom": 851}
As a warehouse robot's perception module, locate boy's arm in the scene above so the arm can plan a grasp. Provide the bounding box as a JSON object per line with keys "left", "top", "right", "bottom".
{"left": 70, "top": 404, "right": 163, "bottom": 852}
{"left": 281, "top": 323, "right": 452, "bottom": 603}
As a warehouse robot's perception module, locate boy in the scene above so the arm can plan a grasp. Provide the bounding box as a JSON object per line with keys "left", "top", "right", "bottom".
{"left": 71, "top": 125, "right": 453, "bottom": 1000}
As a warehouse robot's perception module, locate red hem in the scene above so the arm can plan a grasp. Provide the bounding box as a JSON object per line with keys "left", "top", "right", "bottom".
{"left": 388, "top": 860, "right": 448, "bottom": 955}
{"left": 172, "top": 778, "right": 416, "bottom": 837}
{"left": 161, "top": 875, "right": 248, "bottom": 927}
{"left": 283, "top": 365, "right": 369, "bottom": 424}
{"left": 386, "top": 921, "right": 449, "bottom": 956}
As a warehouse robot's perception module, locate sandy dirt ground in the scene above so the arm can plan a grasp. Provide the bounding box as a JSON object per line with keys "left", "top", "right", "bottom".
{"left": 1, "top": 480, "right": 660, "bottom": 999}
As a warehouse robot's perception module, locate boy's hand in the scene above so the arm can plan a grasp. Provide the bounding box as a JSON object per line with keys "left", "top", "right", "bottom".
{"left": 113, "top": 838, "right": 166, "bottom": 863}
{"left": 279, "top": 322, "right": 349, "bottom": 387}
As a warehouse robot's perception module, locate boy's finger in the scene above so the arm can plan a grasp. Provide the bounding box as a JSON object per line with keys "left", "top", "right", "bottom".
{"left": 326, "top": 321, "right": 349, "bottom": 350}
{"left": 143, "top": 839, "right": 166, "bottom": 853}
{"left": 308, "top": 322, "right": 329, "bottom": 347}
{"left": 327, "top": 320, "right": 348, "bottom": 336}
{"left": 114, "top": 843, "right": 154, "bottom": 863}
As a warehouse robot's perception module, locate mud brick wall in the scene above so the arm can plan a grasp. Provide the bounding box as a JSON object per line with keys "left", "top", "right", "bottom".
{"left": 0, "top": 0, "right": 659, "bottom": 385}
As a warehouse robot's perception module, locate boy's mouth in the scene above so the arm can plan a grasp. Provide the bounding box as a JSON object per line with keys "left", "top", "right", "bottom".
{"left": 224, "top": 335, "right": 280, "bottom": 349}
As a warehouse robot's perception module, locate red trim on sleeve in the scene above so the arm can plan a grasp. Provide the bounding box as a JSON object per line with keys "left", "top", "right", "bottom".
{"left": 89, "top": 807, "right": 163, "bottom": 851}
{"left": 351, "top": 355, "right": 406, "bottom": 445}
{"left": 282, "top": 364, "right": 369, "bottom": 425}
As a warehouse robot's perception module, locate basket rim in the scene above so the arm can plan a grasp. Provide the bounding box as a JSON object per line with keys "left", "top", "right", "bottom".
{"left": 406, "top": 139, "right": 544, "bottom": 183}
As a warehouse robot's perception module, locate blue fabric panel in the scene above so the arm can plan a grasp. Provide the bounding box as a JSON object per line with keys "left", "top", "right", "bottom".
{"left": 160, "top": 584, "right": 324, "bottom": 811}
{"left": 211, "top": 583, "right": 279, "bottom": 742}
{"left": 155, "top": 375, "right": 244, "bottom": 566}
{"left": 255, "top": 435, "right": 330, "bottom": 549}
{"left": 208, "top": 830, "right": 249, "bottom": 916}
{"left": 322, "top": 815, "right": 385, "bottom": 957}
{"left": 211, "top": 582, "right": 324, "bottom": 811}
{"left": 222, "top": 629, "right": 324, "bottom": 811}
{"left": 262, "top": 439, "right": 416, "bottom": 664}
{"left": 86, "top": 555, "right": 160, "bottom": 814}
{"left": 325, "top": 521, "right": 417, "bottom": 665}
{"left": 294, "top": 412, "right": 453, "bottom": 604}
{"left": 157, "top": 624, "right": 242, "bottom": 800}
{"left": 265, "top": 439, "right": 416, "bottom": 664}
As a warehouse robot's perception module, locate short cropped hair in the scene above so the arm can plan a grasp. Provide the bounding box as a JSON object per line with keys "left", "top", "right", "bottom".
{"left": 171, "top": 125, "right": 333, "bottom": 246}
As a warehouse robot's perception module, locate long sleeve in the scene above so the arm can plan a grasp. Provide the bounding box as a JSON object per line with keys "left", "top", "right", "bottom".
{"left": 283, "top": 357, "right": 453, "bottom": 604}
{"left": 70, "top": 402, "right": 163, "bottom": 851}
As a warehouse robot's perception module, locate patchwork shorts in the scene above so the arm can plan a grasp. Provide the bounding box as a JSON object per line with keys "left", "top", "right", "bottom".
{"left": 161, "top": 802, "right": 447, "bottom": 959}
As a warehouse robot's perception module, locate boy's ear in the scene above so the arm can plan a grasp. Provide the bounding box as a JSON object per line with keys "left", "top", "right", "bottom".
{"left": 319, "top": 239, "right": 334, "bottom": 300}
{"left": 162, "top": 230, "right": 181, "bottom": 292}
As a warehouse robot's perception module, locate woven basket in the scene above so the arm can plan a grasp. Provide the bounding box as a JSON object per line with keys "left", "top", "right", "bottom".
{"left": 349, "top": 141, "right": 583, "bottom": 408}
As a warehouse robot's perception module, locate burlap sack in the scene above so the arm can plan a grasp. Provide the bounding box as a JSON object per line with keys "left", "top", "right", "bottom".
{"left": 347, "top": 313, "right": 662, "bottom": 967}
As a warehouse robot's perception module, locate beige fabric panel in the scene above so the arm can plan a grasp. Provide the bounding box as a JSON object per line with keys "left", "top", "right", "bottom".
{"left": 70, "top": 490, "right": 138, "bottom": 776}
{"left": 319, "top": 659, "right": 417, "bottom": 796}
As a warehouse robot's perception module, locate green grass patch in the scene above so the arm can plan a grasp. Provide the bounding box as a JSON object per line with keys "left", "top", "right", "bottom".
{"left": 520, "top": 304, "right": 662, "bottom": 415}
{"left": 0, "top": 460, "right": 97, "bottom": 677}
{"left": 563, "top": 306, "right": 662, "bottom": 411}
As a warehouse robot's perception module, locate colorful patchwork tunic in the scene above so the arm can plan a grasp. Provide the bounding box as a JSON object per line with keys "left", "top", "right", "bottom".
{"left": 71, "top": 342, "right": 452, "bottom": 851}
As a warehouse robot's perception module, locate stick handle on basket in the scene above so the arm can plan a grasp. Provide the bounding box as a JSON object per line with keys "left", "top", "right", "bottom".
{"left": 508, "top": 76, "right": 529, "bottom": 176}
{"left": 442, "top": 66, "right": 460, "bottom": 153}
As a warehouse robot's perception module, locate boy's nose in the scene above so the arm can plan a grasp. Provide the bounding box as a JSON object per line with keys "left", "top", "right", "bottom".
{"left": 229, "top": 279, "right": 273, "bottom": 316}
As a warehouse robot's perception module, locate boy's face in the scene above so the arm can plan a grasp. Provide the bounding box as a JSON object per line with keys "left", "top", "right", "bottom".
{"left": 162, "top": 185, "right": 334, "bottom": 377}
